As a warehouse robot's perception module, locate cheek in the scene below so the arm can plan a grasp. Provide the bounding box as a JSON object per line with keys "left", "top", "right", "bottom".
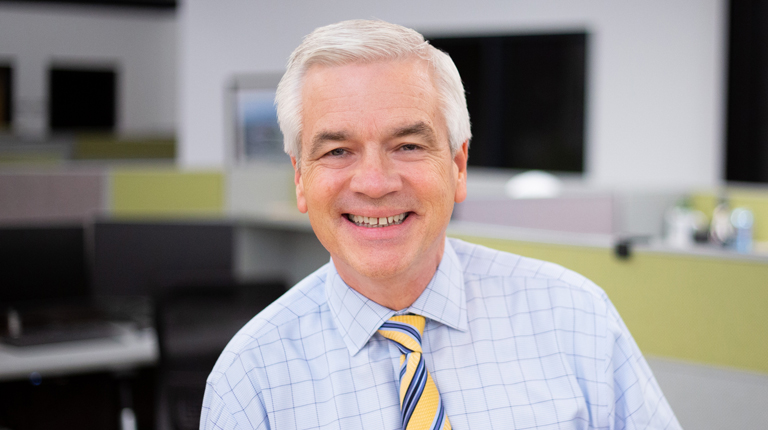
{"left": 425, "top": 160, "right": 458, "bottom": 197}
{"left": 301, "top": 168, "right": 346, "bottom": 208}
{"left": 410, "top": 171, "right": 456, "bottom": 209}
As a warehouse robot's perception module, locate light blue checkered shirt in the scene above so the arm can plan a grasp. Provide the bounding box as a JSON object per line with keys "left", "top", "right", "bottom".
{"left": 201, "top": 238, "right": 680, "bottom": 429}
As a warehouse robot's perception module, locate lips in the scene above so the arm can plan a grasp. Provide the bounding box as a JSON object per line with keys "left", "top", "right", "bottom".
{"left": 346, "top": 212, "right": 409, "bottom": 228}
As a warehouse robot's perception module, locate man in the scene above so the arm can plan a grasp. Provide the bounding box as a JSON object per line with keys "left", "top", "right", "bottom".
{"left": 201, "top": 20, "right": 680, "bottom": 430}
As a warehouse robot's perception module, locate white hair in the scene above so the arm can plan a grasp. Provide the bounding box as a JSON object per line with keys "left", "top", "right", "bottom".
{"left": 275, "top": 19, "right": 471, "bottom": 166}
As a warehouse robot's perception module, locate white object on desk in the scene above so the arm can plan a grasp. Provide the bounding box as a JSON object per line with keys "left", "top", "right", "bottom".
{"left": 121, "top": 407, "right": 138, "bottom": 430}
{"left": 504, "top": 170, "right": 562, "bottom": 199}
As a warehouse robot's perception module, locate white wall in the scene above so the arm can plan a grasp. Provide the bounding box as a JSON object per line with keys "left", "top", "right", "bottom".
{"left": 179, "top": 0, "right": 727, "bottom": 189}
{"left": 0, "top": 3, "right": 177, "bottom": 138}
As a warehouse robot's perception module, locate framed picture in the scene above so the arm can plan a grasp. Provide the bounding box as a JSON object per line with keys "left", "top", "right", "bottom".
{"left": 229, "top": 73, "right": 285, "bottom": 163}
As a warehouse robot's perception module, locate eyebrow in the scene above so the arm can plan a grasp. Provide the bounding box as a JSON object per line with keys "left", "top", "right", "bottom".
{"left": 308, "top": 130, "right": 349, "bottom": 158}
{"left": 391, "top": 122, "right": 436, "bottom": 144}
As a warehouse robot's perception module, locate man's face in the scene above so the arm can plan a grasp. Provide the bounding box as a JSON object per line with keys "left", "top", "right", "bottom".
{"left": 293, "top": 58, "right": 468, "bottom": 286}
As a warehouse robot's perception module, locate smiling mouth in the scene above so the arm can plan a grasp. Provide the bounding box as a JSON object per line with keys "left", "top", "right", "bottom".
{"left": 346, "top": 212, "right": 409, "bottom": 228}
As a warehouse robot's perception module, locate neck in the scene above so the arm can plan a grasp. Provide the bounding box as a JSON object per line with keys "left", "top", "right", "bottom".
{"left": 334, "top": 242, "right": 445, "bottom": 311}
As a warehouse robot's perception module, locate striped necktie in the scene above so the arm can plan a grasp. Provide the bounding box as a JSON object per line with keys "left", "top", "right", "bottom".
{"left": 378, "top": 314, "right": 451, "bottom": 430}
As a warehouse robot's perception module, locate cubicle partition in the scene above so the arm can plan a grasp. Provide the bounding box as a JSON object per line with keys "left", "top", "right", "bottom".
{"left": 1, "top": 166, "right": 768, "bottom": 428}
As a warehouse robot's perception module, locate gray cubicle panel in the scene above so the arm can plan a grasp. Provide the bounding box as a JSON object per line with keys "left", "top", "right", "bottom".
{"left": 92, "top": 221, "right": 236, "bottom": 297}
{"left": 453, "top": 195, "right": 615, "bottom": 234}
{"left": 0, "top": 171, "right": 104, "bottom": 224}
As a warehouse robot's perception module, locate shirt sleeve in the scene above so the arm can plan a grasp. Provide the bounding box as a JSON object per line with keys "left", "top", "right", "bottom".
{"left": 200, "top": 369, "right": 271, "bottom": 430}
{"left": 604, "top": 297, "right": 682, "bottom": 430}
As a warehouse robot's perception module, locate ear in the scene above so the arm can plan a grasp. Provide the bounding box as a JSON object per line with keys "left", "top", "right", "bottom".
{"left": 291, "top": 156, "right": 308, "bottom": 213}
{"left": 453, "top": 140, "right": 469, "bottom": 203}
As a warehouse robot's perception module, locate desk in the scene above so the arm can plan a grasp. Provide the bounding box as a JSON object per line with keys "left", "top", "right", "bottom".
{"left": 0, "top": 325, "right": 158, "bottom": 382}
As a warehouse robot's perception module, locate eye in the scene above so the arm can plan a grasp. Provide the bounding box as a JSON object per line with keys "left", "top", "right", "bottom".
{"left": 326, "top": 147, "right": 347, "bottom": 157}
{"left": 399, "top": 143, "right": 421, "bottom": 151}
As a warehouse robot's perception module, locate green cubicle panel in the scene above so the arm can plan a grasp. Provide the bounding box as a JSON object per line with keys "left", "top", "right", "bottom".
{"left": 74, "top": 134, "right": 175, "bottom": 160}
{"left": 110, "top": 168, "right": 225, "bottom": 218}
{"left": 452, "top": 235, "right": 768, "bottom": 375}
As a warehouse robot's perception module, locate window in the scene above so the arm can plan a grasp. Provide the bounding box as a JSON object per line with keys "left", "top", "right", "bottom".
{"left": 229, "top": 73, "right": 285, "bottom": 163}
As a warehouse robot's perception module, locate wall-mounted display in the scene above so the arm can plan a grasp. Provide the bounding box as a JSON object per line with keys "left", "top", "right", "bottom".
{"left": 428, "top": 32, "right": 587, "bottom": 173}
{"left": 0, "top": 65, "right": 11, "bottom": 131}
{"left": 726, "top": 0, "right": 768, "bottom": 183}
{"left": 49, "top": 66, "right": 116, "bottom": 132}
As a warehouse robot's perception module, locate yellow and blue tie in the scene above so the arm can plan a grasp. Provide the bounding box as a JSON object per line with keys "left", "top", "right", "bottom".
{"left": 378, "top": 315, "right": 451, "bottom": 430}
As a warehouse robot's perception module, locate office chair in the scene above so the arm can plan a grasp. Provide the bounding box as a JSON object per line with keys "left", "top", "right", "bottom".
{"left": 154, "top": 280, "right": 286, "bottom": 430}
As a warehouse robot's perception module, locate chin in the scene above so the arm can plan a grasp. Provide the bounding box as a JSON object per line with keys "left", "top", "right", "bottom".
{"left": 348, "top": 250, "right": 414, "bottom": 280}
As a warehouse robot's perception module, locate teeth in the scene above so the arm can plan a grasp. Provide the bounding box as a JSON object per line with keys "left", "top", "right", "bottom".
{"left": 347, "top": 212, "right": 408, "bottom": 227}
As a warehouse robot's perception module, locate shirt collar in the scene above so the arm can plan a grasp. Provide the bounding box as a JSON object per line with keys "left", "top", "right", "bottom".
{"left": 326, "top": 238, "right": 468, "bottom": 356}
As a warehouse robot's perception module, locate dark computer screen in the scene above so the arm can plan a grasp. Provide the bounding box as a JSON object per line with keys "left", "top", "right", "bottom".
{"left": 429, "top": 32, "right": 587, "bottom": 172}
{"left": 49, "top": 68, "right": 116, "bottom": 132}
{"left": 0, "top": 226, "right": 89, "bottom": 304}
{"left": 726, "top": 0, "right": 768, "bottom": 183}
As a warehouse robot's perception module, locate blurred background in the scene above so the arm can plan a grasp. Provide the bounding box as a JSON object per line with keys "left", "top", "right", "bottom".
{"left": 0, "top": 0, "right": 767, "bottom": 429}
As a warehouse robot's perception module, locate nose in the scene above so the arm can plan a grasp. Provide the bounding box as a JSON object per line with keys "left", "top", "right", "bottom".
{"left": 349, "top": 148, "right": 402, "bottom": 199}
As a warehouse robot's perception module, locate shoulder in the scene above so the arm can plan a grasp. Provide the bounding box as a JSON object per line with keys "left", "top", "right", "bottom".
{"left": 201, "top": 264, "right": 333, "bottom": 429}
{"left": 448, "top": 237, "right": 609, "bottom": 307}
{"left": 205, "top": 262, "right": 332, "bottom": 389}
{"left": 450, "top": 237, "right": 616, "bottom": 355}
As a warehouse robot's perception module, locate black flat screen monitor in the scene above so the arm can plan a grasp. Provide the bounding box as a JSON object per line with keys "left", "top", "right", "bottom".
{"left": 0, "top": 226, "right": 89, "bottom": 305}
{"left": 428, "top": 33, "right": 587, "bottom": 173}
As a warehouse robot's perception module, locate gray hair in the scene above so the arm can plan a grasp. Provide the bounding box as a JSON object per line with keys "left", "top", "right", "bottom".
{"left": 275, "top": 19, "right": 471, "bottom": 166}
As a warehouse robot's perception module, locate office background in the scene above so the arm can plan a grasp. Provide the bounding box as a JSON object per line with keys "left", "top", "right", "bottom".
{"left": 0, "top": 0, "right": 767, "bottom": 429}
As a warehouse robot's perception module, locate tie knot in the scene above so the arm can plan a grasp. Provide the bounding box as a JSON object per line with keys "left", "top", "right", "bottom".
{"left": 378, "top": 314, "right": 425, "bottom": 353}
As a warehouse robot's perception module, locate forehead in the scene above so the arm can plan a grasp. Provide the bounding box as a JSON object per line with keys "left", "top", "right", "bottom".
{"left": 300, "top": 59, "right": 443, "bottom": 141}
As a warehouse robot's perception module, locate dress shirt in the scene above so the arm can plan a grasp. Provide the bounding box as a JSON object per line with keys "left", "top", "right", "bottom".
{"left": 201, "top": 238, "right": 680, "bottom": 430}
